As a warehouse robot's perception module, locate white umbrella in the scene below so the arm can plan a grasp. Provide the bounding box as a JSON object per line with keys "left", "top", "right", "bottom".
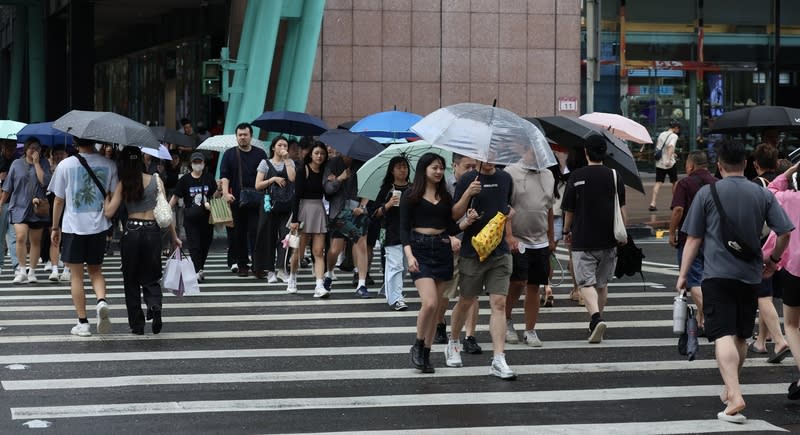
{"left": 197, "top": 134, "right": 266, "bottom": 153}
{"left": 411, "top": 103, "right": 556, "bottom": 170}
{"left": 141, "top": 144, "right": 172, "bottom": 160}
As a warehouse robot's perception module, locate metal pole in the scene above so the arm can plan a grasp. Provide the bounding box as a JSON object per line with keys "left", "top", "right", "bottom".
{"left": 585, "top": 0, "right": 597, "bottom": 113}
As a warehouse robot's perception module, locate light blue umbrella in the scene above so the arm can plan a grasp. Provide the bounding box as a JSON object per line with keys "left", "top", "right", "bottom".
{"left": 356, "top": 141, "right": 452, "bottom": 201}
{"left": 0, "top": 120, "right": 27, "bottom": 141}
{"left": 350, "top": 110, "right": 422, "bottom": 141}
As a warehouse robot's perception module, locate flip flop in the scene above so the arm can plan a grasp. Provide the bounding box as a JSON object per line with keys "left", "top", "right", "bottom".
{"left": 767, "top": 345, "right": 791, "bottom": 363}
{"left": 717, "top": 411, "right": 746, "bottom": 424}
{"left": 788, "top": 381, "right": 800, "bottom": 400}
{"left": 748, "top": 342, "right": 768, "bottom": 354}
{"left": 544, "top": 295, "right": 554, "bottom": 307}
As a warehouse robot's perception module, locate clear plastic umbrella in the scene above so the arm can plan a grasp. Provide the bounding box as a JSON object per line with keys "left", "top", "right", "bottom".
{"left": 411, "top": 103, "right": 555, "bottom": 170}
{"left": 197, "top": 134, "right": 266, "bottom": 153}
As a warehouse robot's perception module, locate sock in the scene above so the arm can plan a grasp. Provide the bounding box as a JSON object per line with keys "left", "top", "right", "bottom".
{"left": 358, "top": 279, "right": 366, "bottom": 288}
{"left": 493, "top": 352, "right": 505, "bottom": 362}
{"left": 289, "top": 273, "right": 297, "bottom": 281}
{"left": 78, "top": 318, "right": 88, "bottom": 324}
{"left": 97, "top": 298, "right": 107, "bottom": 304}
{"left": 52, "top": 264, "right": 58, "bottom": 272}
{"left": 415, "top": 338, "right": 425, "bottom": 347}
{"left": 591, "top": 312, "right": 601, "bottom": 322}
{"left": 315, "top": 278, "right": 324, "bottom": 287}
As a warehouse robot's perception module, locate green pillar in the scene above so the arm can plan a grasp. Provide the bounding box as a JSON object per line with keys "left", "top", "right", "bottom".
{"left": 27, "top": 1, "right": 45, "bottom": 122}
{"left": 7, "top": 6, "right": 26, "bottom": 121}
{"left": 271, "top": 18, "right": 300, "bottom": 113}
{"left": 283, "top": 0, "right": 325, "bottom": 114}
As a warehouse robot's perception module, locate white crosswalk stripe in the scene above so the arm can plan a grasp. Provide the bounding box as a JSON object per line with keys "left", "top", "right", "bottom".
{"left": 0, "top": 252, "right": 793, "bottom": 433}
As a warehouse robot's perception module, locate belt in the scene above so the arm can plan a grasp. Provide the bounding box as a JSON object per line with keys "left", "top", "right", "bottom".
{"left": 412, "top": 231, "right": 446, "bottom": 239}
{"left": 127, "top": 219, "right": 156, "bottom": 226}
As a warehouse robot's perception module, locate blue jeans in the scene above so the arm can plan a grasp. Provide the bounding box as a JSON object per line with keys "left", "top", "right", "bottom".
{"left": 0, "top": 207, "right": 18, "bottom": 271}
{"left": 383, "top": 244, "right": 406, "bottom": 305}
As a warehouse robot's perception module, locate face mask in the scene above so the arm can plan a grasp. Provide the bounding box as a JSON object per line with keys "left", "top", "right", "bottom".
{"left": 192, "top": 163, "right": 204, "bottom": 172}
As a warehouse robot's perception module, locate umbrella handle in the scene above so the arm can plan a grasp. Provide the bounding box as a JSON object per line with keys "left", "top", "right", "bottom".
{"left": 468, "top": 162, "right": 482, "bottom": 210}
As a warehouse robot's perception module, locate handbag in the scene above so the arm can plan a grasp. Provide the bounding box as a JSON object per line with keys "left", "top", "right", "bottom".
{"left": 612, "top": 169, "right": 627, "bottom": 244}
{"left": 471, "top": 211, "right": 507, "bottom": 262}
{"left": 329, "top": 205, "right": 369, "bottom": 242}
{"left": 265, "top": 160, "right": 295, "bottom": 213}
{"left": 237, "top": 148, "right": 263, "bottom": 208}
{"left": 153, "top": 174, "right": 173, "bottom": 228}
{"left": 709, "top": 182, "right": 761, "bottom": 261}
{"left": 26, "top": 165, "right": 49, "bottom": 218}
{"left": 208, "top": 196, "right": 234, "bottom": 226}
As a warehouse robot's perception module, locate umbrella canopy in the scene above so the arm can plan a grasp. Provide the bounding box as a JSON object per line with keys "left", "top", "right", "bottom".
{"left": 0, "top": 120, "right": 27, "bottom": 140}
{"left": 319, "top": 129, "right": 384, "bottom": 162}
{"left": 252, "top": 111, "right": 328, "bottom": 136}
{"left": 53, "top": 110, "right": 159, "bottom": 149}
{"left": 16, "top": 122, "right": 73, "bottom": 146}
{"left": 578, "top": 112, "right": 652, "bottom": 144}
{"left": 141, "top": 144, "right": 172, "bottom": 160}
{"left": 411, "top": 103, "right": 556, "bottom": 171}
{"left": 710, "top": 105, "right": 800, "bottom": 133}
{"left": 337, "top": 120, "right": 356, "bottom": 130}
{"left": 356, "top": 141, "right": 452, "bottom": 201}
{"left": 197, "top": 134, "right": 266, "bottom": 153}
{"left": 150, "top": 126, "right": 196, "bottom": 148}
{"left": 534, "top": 116, "right": 644, "bottom": 193}
{"left": 350, "top": 110, "right": 422, "bottom": 141}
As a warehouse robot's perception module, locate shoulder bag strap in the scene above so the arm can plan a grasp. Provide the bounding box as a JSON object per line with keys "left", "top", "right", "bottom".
{"left": 709, "top": 183, "right": 730, "bottom": 229}
{"left": 236, "top": 148, "right": 244, "bottom": 190}
{"left": 75, "top": 154, "right": 107, "bottom": 198}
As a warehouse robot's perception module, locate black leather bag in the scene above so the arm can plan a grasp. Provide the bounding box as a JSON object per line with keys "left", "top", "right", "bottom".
{"left": 710, "top": 183, "right": 761, "bottom": 262}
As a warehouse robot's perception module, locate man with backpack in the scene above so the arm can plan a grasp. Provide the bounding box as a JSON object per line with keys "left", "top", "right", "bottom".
{"left": 669, "top": 151, "right": 717, "bottom": 330}
{"left": 649, "top": 120, "right": 680, "bottom": 211}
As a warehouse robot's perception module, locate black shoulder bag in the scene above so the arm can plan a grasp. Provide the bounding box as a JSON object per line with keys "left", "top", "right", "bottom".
{"left": 709, "top": 183, "right": 760, "bottom": 261}
{"left": 236, "top": 148, "right": 263, "bottom": 208}
{"left": 75, "top": 154, "right": 107, "bottom": 198}
{"left": 265, "top": 160, "right": 294, "bottom": 213}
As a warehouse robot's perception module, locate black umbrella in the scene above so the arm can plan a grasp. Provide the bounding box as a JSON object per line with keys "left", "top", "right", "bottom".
{"left": 532, "top": 116, "right": 645, "bottom": 193}
{"left": 337, "top": 120, "right": 356, "bottom": 130}
{"left": 319, "top": 129, "right": 384, "bottom": 162}
{"left": 710, "top": 105, "right": 800, "bottom": 133}
{"left": 252, "top": 111, "right": 328, "bottom": 136}
{"left": 150, "top": 126, "right": 196, "bottom": 148}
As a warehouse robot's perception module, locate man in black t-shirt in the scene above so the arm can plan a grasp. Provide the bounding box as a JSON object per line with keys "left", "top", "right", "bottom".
{"left": 562, "top": 135, "right": 626, "bottom": 344}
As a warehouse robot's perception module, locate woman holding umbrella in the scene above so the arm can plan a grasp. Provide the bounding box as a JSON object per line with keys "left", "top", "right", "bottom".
{"left": 401, "top": 153, "right": 477, "bottom": 373}
{"left": 0, "top": 137, "right": 51, "bottom": 284}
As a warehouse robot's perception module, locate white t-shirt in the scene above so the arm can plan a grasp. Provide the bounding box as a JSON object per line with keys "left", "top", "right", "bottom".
{"left": 48, "top": 153, "right": 118, "bottom": 235}
{"left": 655, "top": 129, "right": 678, "bottom": 170}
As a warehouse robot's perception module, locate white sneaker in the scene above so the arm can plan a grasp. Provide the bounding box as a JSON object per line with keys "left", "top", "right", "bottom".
{"left": 70, "top": 322, "right": 91, "bottom": 337}
{"left": 490, "top": 354, "right": 516, "bottom": 380}
{"left": 276, "top": 270, "right": 289, "bottom": 283}
{"left": 59, "top": 269, "right": 71, "bottom": 282}
{"left": 286, "top": 278, "right": 298, "bottom": 294}
{"left": 267, "top": 272, "right": 278, "bottom": 283}
{"left": 313, "top": 286, "right": 329, "bottom": 298}
{"left": 445, "top": 339, "right": 463, "bottom": 367}
{"left": 197, "top": 270, "right": 205, "bottom": 282}
{"left": 96, "top": 301, "right": 111, "bottom": 334}
{"left": 12, "top": 269, "right": 27, "bottom": 284}
{"left": 230, "top": 264, "right": 239, "bottom": 273}
{"left": 524, "top": 330, "right": 543, "bottom": 347}
{"left": 26, "top": 269, "right": 37, "bottom": 284}
{"left": 48, "top": 269, "right": 59, "bottom": 282}
{"left": 505, "top": 319, "right": 519, "bottom": 344}
{"left": 44, "top": 261, "right": 52, "bottom": 271}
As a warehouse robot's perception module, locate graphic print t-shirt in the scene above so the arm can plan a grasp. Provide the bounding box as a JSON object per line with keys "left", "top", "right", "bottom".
{"left": 48, "top": 153, "right": 118, "bottom": 235}
{"left": 174, "top": 172, "right": 217, "bottom": 220}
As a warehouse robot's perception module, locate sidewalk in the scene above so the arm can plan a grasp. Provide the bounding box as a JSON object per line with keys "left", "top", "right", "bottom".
{"left": 624, "top": 170, "right": 675, "bottom": 233}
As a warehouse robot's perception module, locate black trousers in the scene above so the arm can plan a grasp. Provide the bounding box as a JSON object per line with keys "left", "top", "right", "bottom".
{"left": 183, "top": 216, "right": 214, "bottom": 272}
{"left": 120, "top": 220, "right": 162, "bottom": 330}
{"left": 230, "top": 203, "right": 259, "bottom": 270}
{"left": 253, "top": 209, "right": 290, "bottom": 273}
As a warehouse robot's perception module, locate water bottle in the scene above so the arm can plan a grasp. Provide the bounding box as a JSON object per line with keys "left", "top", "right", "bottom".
{"left": 263, "top": 194, "right": 272, "bottom": 213}
{"left": 672, "top": 293, "right": 688, "bottom": 335}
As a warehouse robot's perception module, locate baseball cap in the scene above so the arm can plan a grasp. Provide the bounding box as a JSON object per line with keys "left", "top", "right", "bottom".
{"left": 190, "top": 152, "right": 205, "bottom": 162}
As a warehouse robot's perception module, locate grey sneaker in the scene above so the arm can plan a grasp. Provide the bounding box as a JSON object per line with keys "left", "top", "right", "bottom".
{"left": 489, "top": 354, "right": 516, "bottom": 380}
{"left": 524, "top": 330, "right": 542, "bottom": 347}
{"left": 445, "top": 339, "right": 463, "bottom": 367}
{"left": 96, "top": 301, "right": 111, "bottom": 334}
{"left": 505, "top": 319, "right": 519, "bottom": 344}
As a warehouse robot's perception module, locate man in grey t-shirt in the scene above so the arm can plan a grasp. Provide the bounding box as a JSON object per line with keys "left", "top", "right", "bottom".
{"left": 678, "top": 139, "right": 793, "bottom": 423}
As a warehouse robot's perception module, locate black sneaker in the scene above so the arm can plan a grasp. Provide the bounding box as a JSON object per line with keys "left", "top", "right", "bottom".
{"left": 434, "top": 323, "right": 448, "bottom": 344}
{"left": 462, "top": 336, "right": 483, "bottom": 354}
{"left": 366, "top": 274, "right": 376, "bottom": 286}
{"left": 323, "top": 277, "right": 332, "bottom": 291}
{"left": 410, "top": 342, "right": 424, "bottom": 369}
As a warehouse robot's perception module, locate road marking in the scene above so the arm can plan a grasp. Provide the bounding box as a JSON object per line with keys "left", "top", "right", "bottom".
{"left": 8, "top": 384, "right": 788, "bottom": 419}
{"left": 2, "top": 359, "right": 784, "bottom": 390}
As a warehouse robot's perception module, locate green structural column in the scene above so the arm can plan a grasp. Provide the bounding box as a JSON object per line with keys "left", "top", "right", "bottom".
{"left": 270, "top": 18, "right": 300, "bottom": 113}
{"left": 27, "top": 1, "right": 45, "bottom": 122}
{"left": 6, "top": 5, "right": 27, "bottom": 121}
{"left": 283, "top": 0, "right": 325, "bottom": 114}
{"left": 223, "top": 0, "right": 261, "bottom": 134}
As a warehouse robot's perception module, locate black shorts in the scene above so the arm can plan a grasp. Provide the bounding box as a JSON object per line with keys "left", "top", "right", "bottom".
{"left": 14, "top": 220, "right": 48, "bottom": 230}
{"left": 776, "top": 269, "right": 800, "bottom": 307}
{"left": 655, "top": 166, "right": 678, "bottom": 183}
{"left": 510, "top": 247, "right": 550, "bottom": 285}
{"left": 61, "top": 232, "right": 106, "bottom": 266}
{"left": 701, "top": 278, "right": 758, "bottom": 342}
{"left": 409, "top": 232, "right": 453, "bottom": 282}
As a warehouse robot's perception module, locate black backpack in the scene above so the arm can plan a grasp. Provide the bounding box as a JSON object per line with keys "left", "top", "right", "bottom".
{"left": 615, "top": 232, "right": 646, "bottom": 288}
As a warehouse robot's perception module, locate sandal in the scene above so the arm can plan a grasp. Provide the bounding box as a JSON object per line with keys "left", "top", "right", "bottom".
{"left": 541, "top": 286, "right": 554, "bottom": 307}
{"left": 748, "top": 342, "right": 768, "bottom": 354}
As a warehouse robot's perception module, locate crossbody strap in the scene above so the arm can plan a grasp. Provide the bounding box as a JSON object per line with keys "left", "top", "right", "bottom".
{"left": 709, "top": 182, "right": 759, "bottom": 255}
{"left": 236, "top": 148, "right": 244, "bottom": 190}
{"left": 75, "top": 154, "right": 107, "bottom": 198}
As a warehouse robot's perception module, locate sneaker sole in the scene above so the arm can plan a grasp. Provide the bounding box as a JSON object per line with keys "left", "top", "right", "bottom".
{"left": 525, "top": 340, "right": 543, "bottom": 348}
{"left": 490, "top": 369, "right": 517, "bottom": 380}
{"left": 446, "top": 359, "right": 463, "bottom": 367}
{"left": 313, "top": 289, "right": 330, "bottom": 298}
{"left": 71, "top": 331, "right": 91, "bottom": 337}
{"left": 505, "top": 335, "right": 519, "bottom": 344}
{"left": 286, "top": 288, "right": 298, "bottom": 294}
{"left": 48, "top": 275, "right": 59, "bottom": 282}
{"left": 97, "top": 305, "right": 112, "bottom": 334}
{"left": 588, "top": 322, "right": 607, "bottom": 344}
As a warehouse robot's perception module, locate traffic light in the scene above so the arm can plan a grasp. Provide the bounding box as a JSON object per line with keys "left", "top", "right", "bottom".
{"left": 202, "top": 60, "right": 221, "bottom": 96}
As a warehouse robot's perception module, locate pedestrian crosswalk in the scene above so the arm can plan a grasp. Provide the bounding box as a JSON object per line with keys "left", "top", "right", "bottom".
{"left": 0, "top": 251, "right": 794, "bottom": 433}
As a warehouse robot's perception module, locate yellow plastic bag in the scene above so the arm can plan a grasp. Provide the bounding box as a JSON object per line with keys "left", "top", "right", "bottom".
{"left": 471, "top": 211, "right": 507, "bottom": 262}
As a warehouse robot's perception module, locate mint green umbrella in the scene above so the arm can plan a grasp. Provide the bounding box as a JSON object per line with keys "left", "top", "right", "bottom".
{"left": 356, "top": 141, "right": 452, "bottom": 201}
{"left": 0, "top": 120, "right": 27, "bottom": 140}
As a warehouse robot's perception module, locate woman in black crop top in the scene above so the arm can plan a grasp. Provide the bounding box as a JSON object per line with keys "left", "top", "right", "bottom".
{"left": 401, "top": 153, "right": 477, "bottom": 373}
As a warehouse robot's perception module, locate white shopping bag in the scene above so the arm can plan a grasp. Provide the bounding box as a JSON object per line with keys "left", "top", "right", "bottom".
{"left": 162, "top": 249, "right": 183, "bottom": 295}
{"left": 179, "top": 255, "right": 200, "bottom": 296}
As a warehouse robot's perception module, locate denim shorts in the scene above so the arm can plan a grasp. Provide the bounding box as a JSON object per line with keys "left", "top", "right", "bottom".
{"left": 409, "top": 232, "right": 453, "bottom": 282}
{"left": 677, "top": 245, "right": 704, "bottom": 289}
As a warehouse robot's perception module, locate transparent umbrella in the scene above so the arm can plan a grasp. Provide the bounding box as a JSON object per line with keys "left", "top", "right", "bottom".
{"left": 411, "top": 103, "right": 555, "bottom": 170}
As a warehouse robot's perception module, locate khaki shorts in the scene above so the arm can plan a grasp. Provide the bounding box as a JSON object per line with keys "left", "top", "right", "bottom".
{"left": 442, "top": 255, "right": 461, "bottom": 299}
{"left": 571, "top": 248, "right": 617, "bottom": 288}
{"left": 458, "top": 254, "right": 512, "bottom": 298}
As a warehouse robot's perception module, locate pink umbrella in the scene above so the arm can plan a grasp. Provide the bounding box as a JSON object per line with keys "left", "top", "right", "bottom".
{"left": 579, "top": 112, "right": 652, "bottom": 144}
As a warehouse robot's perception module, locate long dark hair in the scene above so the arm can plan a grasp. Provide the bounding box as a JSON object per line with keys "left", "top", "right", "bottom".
{"left": 405, "top": 153, "right": 451, "bottom": 206}
{"left": 304, "top": 141, "right": 328, "bottom": 168}
{"left": 381, "top": 156, "right": 410, "bottom": 190}
{"left": 119, "top": 146, "right": 145, "bottom": 202}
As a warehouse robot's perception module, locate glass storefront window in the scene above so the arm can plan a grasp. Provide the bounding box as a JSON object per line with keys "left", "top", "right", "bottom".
{"left": 624, "top": 69, "right": 689, "bottom": 141}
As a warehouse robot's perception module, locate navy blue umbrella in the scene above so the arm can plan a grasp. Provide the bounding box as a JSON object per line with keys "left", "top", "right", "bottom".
{"left": 16, "top": 122, "right": 73, "bottom": 147}
{"left": 252, "top": 111, "right": 328, "bottom": 136}
{"left": 319, "top": 129, "right": 384, "bottom": 162}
